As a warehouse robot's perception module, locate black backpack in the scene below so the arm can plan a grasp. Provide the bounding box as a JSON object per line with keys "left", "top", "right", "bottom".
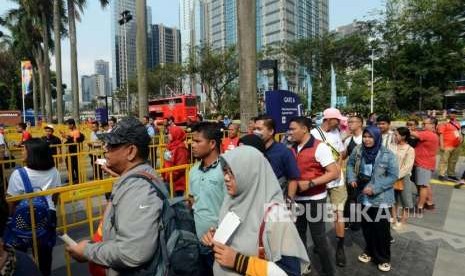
{"left": 117, "top": 172, "right": 201, "bottom": 276}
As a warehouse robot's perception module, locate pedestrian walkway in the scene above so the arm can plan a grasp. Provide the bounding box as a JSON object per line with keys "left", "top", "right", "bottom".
{"left": 304, "top": 184, "right": 465, "bottom": 276}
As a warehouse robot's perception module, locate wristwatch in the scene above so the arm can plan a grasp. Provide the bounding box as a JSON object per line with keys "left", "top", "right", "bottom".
{"left": 309, "top": 180, "right": 316, "bottom": 188}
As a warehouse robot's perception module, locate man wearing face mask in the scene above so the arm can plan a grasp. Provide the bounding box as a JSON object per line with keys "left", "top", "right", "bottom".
{"left": 254, "top": 115, "right": 300, "bottom": 199}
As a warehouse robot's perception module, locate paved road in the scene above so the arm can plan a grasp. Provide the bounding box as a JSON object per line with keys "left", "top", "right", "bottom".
{"left": 45, "top": 158, "right": 465, "bottom": 276}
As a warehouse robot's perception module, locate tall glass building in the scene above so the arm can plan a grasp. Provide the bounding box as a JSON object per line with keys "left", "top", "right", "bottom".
{"left": 111, "top": 0, "right": 137, "bottom": 91}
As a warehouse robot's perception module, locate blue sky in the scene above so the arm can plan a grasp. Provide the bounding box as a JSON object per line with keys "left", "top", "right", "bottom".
{"left": 0, "top": 0, "right": 385, "bottom": 87}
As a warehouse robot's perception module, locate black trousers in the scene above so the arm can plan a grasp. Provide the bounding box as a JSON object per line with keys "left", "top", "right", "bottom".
{"left": 343, "top": 183, "right": 361, "bottom": 230}
{"left": 361, "top": 206, "right": 391, "bottom": 264}
{"left": 295, "top": 197, "right": 335, "bottom": 276}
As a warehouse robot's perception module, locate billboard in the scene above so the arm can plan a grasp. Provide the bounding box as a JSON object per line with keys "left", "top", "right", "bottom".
{"left": 264, "top": 90, "right": 302, "bottom": 133}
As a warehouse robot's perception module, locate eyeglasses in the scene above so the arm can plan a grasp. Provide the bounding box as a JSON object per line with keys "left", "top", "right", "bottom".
{"left": 104, "top": 143, "right": 128, "bottom": 151}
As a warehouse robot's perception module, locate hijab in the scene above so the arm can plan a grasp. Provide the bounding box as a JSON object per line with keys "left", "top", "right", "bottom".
{"left": 362, "top": 125, "right": 382, "bottom": 164}
{"left": 214, "top": 146, "right": 309, "bottom": 275}
{"left": 167, "top": 126, "right": 186, "bottom": 151}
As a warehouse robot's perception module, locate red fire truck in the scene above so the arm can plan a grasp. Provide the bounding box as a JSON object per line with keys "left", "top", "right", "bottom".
{"left": 148, "top": 95, "right": 198, "bottom": 125}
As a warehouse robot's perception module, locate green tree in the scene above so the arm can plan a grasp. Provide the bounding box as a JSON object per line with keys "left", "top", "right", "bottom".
{"left": 376, "top": 0, "right": 465, "bottom": 112}
{"left": 287, "top": 28, "right": 373, "bottom": 110}
{"left": 187, "top": 45, "right": 239, "bottom": 114}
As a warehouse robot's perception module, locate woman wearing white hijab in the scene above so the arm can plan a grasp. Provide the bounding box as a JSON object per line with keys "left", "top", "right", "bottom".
{"left": 202, "top": 146, "right": 309, "bottom": 276}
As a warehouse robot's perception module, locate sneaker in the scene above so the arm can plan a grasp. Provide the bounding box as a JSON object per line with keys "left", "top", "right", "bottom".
{"left": 438, "top": 175, "right": 447, "bottom": 181}
{"left": 454, "top": 183, "right": 464, "bottom": 189}
{"left": 424, "top": 203, "right": 435, "bottom": 210}
{"left": 378, "top": 263, "right": 392, "bottom": 272}
{"left": 447, "top": 175, "right": 459, "bottom": 181}
{"left": 392, "top": 222, "right": 404, "bottom": 231}
{"left": 358, "top": 253, "right": 372, "bottom": 263}
{"left": 336, "top": 247, "right": 346, "bottom": 267}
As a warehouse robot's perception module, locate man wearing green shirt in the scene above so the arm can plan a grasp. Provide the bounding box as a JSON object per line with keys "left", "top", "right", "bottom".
{"left": 189, "top": 122, "right": 225, "bottom": 275}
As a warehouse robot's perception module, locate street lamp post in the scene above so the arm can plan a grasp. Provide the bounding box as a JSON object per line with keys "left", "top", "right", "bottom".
{"left": 119, "top": 10, "right": 133, "bottom": 115}
{"left": 370, "top": 48, "right": 374, "bottom": 113}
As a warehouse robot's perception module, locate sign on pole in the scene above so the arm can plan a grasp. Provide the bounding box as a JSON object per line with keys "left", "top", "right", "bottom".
{"left": 265, "top": 90, "right": 302, "bottom": 133}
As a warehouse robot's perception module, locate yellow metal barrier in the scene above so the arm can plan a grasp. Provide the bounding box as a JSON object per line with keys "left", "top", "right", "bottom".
{"left": 4, "top": 164, "right": 191, "bottom": 276}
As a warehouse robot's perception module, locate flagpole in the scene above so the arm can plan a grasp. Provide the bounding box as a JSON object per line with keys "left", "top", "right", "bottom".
{"left": 22, "top": 89, "right": 26, "bottom": 123}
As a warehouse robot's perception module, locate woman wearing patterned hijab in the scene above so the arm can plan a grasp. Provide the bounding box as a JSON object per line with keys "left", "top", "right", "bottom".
{"left": 202, "top": 146, "right": 309, "bottom": 276}
{"left": 346, "top": 125, "right": 399, "bottom": 273}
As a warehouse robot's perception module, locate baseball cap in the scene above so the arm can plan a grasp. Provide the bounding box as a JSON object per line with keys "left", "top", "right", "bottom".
{"left": 44, "top": 124, "right": 54, "bottom": 130}
{"left": 323, "top": 108, "right": 347, "bottom": 121}
{"left": 97, "top": 116, "right": 150, "bottom": 146}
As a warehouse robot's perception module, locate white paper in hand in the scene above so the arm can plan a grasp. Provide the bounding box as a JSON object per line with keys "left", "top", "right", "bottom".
{"left": 59, "top": 234, "right": 77, "bottom": 246}
{"left": 213, "top": 211, "right": 241, "bottom": 244}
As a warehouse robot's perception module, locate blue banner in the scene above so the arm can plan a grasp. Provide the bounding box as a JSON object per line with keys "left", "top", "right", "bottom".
{"left": 265, "top": 90, "right": 302, "bottom": 133}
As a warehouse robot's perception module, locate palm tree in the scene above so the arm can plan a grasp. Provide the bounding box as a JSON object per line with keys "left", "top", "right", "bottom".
{"left": 237, "top": 0, "right": 258, "bottom": 131}
{"left": 53, "top": 0, "right": 65, "bottom": 123}
{"left": 136, "top": 0, "right": 148, "bottom": 119}
{"left": 66, "top": 0, "right": 108, "bottom": 121}
{"left": 4, "top": 1, "right": 52, "bottom": 121}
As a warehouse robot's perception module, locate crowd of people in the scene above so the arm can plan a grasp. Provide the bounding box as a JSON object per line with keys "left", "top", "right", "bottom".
{"left": 0, "top": 107, "right": 463, "bottom": 276}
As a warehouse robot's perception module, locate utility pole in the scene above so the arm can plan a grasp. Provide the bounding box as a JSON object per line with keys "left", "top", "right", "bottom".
{"left": 119, "top": 10, "right": 133, "bottom": 115}
{"left": 237, "top": 0, "right": 258, "bottom": 132}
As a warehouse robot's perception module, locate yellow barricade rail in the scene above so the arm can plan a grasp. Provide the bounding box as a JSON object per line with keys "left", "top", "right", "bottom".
{"left": 5, "top": 164, "right": 191, "bottom": 276}
{"left": 1, "top": 131, "right": 286, "bottom": 189}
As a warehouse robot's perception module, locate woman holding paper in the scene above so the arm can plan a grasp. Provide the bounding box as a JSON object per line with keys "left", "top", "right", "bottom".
{"left": 202, "top": 146, "right": 309, "bottom": 276}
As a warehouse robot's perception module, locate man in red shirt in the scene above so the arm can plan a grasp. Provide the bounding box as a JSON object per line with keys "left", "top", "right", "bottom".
{"left": 437, "top": 110, "right": 462, "bottom": 180}
{"left": 410, "top": 117, "right": 439, "bottom": 212}
{"left": 15, "top": 122, "right": 32, "bottom": 147}
{"left": 221, "top": 123, "right": 240, "bottom": 153}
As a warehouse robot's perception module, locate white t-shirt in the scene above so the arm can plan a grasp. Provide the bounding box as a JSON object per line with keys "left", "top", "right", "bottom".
{"left": 295, "top": 143, "right": 334, "bottom": 201}
{"left": 311, "top": 128, "right": 344, "bottom": 188}
{"left": 7, "top": 167, "right": 62, "bottom": 210}
{"left": 0, "top": 133, "right": 5, "bottom": 145}
{"left": 344, "top": 134, "right": 363, "bottom": 149}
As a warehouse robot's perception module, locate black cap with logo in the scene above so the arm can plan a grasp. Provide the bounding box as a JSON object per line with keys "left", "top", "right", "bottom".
{"left": 97, "top": 116, "right": 150, "bottom": 146}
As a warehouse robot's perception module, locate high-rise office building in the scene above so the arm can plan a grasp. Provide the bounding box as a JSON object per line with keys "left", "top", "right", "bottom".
{"left": 94, "top": 60, "right": 110, "bottom": 95}
{"left": 204, "top": 0, "right": 328, "bottom": 51}
{"left": 112, "top": 1, "right": 153, "bottom": 90}
{"left": 150, "top": 24, "right": 181, "bottom": 68}
{"left": 180, "top": 0, "right": 207, "bottom": 63}
{"left": 180, "top": 0, "right": 208, "bottom": 94}
{"left": 80, "top": 74, "right": 106, "bottom": 103}
{"left": 111, "top": 0, "right": 136, "bottom": 90}
{"left": 201, "top": 0, "right": 329, "bottom": 89}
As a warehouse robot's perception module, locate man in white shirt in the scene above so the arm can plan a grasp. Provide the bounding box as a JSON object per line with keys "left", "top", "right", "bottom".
{"left": 342, "top": 115, "right": 364, "bottom": 232}
{"left": 377, "top": 114, "right": 397, "bottom": 153}
{"left": 310, "top": 107, "right": 348, "bottom": 267}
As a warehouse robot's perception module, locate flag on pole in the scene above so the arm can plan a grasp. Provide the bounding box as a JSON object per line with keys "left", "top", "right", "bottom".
{"left": 21, "top": 61, "right": 33, "bottom": 95}
{"left": 305, "top": 69, "right": 312, "bottom": 112}
{"left": 330, "top": 64, "right": 337, "bottom": 108}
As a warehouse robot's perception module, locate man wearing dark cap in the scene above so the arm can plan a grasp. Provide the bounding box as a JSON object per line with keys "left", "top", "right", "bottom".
{"left": 66, "top": 117, "right": 166, "bottom": 276}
